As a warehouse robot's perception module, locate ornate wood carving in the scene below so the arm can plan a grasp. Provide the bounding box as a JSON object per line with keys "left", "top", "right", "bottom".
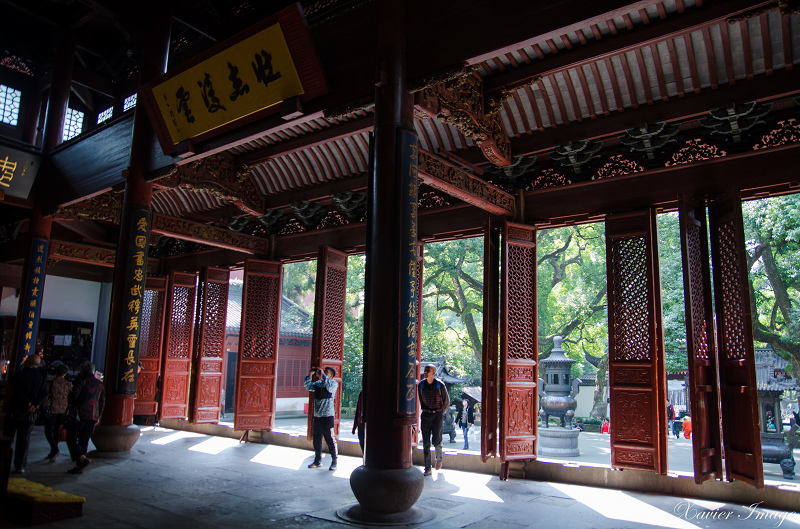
{"left": 619, "top": 121, "right": 681, "bottom": 162}
{"left": 606, "top": 209, "right": 666, "bottom": 474}
{"left": 157, "top": 154, "right": 265, "bottom": 216}
{"left": 418, "top": 150, "right": 514, "bottom": 217}
{"left": 160, "top": 272, "right": 197, "bottom": 420}
{"left": 307, "top": 246, "right": 347, "bottom": 439}
{"left": 666, "top": 139, "right": 727, "bottom": 166}
{"left": 499, "top": 222, "right": 538, "bottom": 469}
{"left": 754, "top": 118, "right": 800, "bottom": 149}
{"left": 531, "top": 169, "right": 571, "bottom": 190}
{"left": 49, "top": 240, "right": 116, "bottom": 267}
{"left": 152, "top": 214, "right": 269, "bottom": 255}
{"left": 416, "top": 70, "right": 511, "bottom": 166}
{"left": 135, "top": 277, "right": 167, "bottom": 416}
{"left": 550, "top": 139, "right": 603, "bottom": 176}
{"left": 56, "top": 192, "right": 122, "bottom": 223}
{"left": 594, "top": 155, "right": 643, "bottom": 180}
{"left": 234, "top": 259, "right": 282, "bottom": 431}
{"left": 698, "top": 101, "right": 771, "bottom": 144}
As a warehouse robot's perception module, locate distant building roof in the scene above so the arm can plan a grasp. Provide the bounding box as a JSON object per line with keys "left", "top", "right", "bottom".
{"left": 756, "top": 347, "right": 800, "bottom": 392}
{"left": 226, "top": 292, "right": 313, "bottom": 339}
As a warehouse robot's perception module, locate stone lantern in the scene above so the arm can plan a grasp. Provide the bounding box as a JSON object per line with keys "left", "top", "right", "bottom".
{"left": 537, "top": 336, "right": 582, "bottom": 457}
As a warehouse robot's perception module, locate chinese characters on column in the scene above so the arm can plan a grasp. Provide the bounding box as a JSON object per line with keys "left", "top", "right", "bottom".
{"left": 115, "top": 209, "right": 151, "bottom": 394}
{"left": 14, "top": 239, "right": 48, "bottom": 371}
{"left": 399, "top": 129, "right": 419, "bottom": 415}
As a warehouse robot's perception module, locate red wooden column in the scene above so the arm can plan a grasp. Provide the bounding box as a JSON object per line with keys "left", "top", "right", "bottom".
{"left": 605, "top": 209, "right": 667, "bottom": 474}
{"left": 234, "top": 259, "right": 282, "bottom": 431}
{"left": 708, "top": 194, "right": 763, "bottom": 488}
{"left": 499, "top": 221, "right": 538, "bottom": 480}
{"left": 307, "top": 247, "right": 347, "bottom": 440}
{"left": 347, "top": 0, "right": 426, "bottom": 520}
{"left": 160, "top": 272, "right": 197, "bottom": 420}
{"left": 678, "top": 195, "right": 724, "bottom": 483}
{"left": 411, "top": 244, "right": 423, "bottom": 449}
{"left": 134, "top": 277, "right": 168, "bottom": 418}
{"left": 93, "top": 1, "right": 172, "bottom": 452}
{"left": 190, "top": 267, "right": 229, "bottom": 424}
{"left": 481, "top": 218, "right": 500, "bottom": 462}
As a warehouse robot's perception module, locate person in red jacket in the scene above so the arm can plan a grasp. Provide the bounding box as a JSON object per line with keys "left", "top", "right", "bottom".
{"left": 600, "top": 418, "right": 610, "bottom": 434}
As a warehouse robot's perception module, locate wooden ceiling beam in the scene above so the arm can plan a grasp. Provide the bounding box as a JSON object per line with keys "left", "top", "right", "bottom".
{"left": 151, "top": 214, "right": 269, "bottom": 255}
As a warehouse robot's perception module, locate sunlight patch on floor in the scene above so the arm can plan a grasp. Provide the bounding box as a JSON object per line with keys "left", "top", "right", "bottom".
{"left": 150, "top": 431, "right": 206, "bottom": 445}
{"left": 431, "top": 468, "right": 503, "bottom": 503}
{"left": 250, "top": 445, "right": 312, "bottom": 470}
{"left": 188, "top": 436, "right": 241, "bottom": 455}
{"left": 549, "top": 482, "right": 699, "bottom": 529}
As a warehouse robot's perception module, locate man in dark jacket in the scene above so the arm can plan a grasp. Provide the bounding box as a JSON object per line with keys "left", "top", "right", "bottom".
{"left": 66, "top": 361, "right": 105, "bottom": 474}
{"left": 418, "top": 365, "right": 450, "bottom": 475}
{"left": 4, "top": 354, "right": 48, "bottom": 473}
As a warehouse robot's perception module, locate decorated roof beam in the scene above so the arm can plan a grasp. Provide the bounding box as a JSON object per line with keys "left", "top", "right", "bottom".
{"left": 418, "top": 150, "right": 514, "bottom": 217}
{"left": 415, "top": 70, "right": 511, "bottom": 166}
{"left": 156, "top": 154, "right": 265, "bottom": 216}
{"left": 152, "top": 214, "right": 269, "bottom": 255}
{"left": 47, "top": 240, "right": 161, "bottom": 274}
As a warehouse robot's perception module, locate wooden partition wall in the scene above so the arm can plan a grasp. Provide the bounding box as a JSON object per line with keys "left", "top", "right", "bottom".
{"left": 134, "top": 276, "right": 167, "bottom": 416}
{"left": 160, "top": 271, "right": 198, "bottom": 420}
{"left": 481, "top": 218, "right": 500, "bottom": 462}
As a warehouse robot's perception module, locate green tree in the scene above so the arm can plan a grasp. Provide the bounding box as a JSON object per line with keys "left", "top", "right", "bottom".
{"left": 656, "top": 212, "right": 691, "bottom": 373}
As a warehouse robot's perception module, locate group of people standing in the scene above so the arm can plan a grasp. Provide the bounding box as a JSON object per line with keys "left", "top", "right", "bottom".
{"left": 4, "top": 355, "right": 105, "bottom": 475}
{"left": 304, "top": 363, "right": 474, "bottom": 477}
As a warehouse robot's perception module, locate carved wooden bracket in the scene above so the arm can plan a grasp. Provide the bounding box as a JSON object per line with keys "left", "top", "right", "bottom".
{"left": 416, "top": 70, "right": 512, "bottom": 166}
{"left": 157, "top": 154, "right": 265, "bottom": 216}
{"left": 50, "top": 240, "right": 116, "bottom": 267}
{"left": 152, "top": 214, "right": 269, "bottom": 255}
{"left": 418, "top": 150, "right": 514, "bottom": 217}
{"left": 55, "top": 192, "right": 123, "bottom": 223}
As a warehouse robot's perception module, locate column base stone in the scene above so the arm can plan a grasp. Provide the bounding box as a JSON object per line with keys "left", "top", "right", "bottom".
{"left": 90, "top": 424, "right": 140, "bottom": 453}
{"left": 348, "top": 465, "right": 425, "bottom": 517}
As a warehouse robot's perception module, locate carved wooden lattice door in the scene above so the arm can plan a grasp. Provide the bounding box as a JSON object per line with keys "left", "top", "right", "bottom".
{"left": 307, "top": 246, "right": 347, "bottom": 440}
{"left": 189, "top": 267, "right": 229, "bottom": 424}
{"left": 412, "top": 245, "right": 423, "bottom": 449}
{"left": 499, "top": 221, "right": 538, "bottom": 477}
{"left": 482, "top": 218, "right": 500, "bottom": 462}
{"left": 234, "top": 259, "right": 282, "bottom": 431}
{"left": 678, "top": 196, "right": 724, "bottom": 483}
{"left": 135, "top": 276, "right": 167, "bottom": 417}
{"left": 160, "top": 271, "right": 197, "bottom": 420}
{"left": 605, "top": 209, "right": 667, "bottom": 473}
{"left": 708, "top": 195, "right": 763, "bottom": 488}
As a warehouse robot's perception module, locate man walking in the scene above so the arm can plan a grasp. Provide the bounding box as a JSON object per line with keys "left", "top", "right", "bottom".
{"left": 66, "top": 361, "right": 105, "bottom": 474}
{"left": 304, "top": 366, "right": 339, "bottom": 470}
{"left": 458, "top": 399, "right": 474, "bottom": 450}
{"left": 5, "top": 354, "right": 48, "bottom": 473}
{"left": 418, "top": 365, "right": 449, "bottom": 475}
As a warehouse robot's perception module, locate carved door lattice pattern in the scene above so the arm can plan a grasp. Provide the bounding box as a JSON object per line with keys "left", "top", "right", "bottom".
{"left": 678, "top": 195, "right": 723, "bottom": 484}
{"left": 190, "top": 267, "right": 229, "bottom": 424}
{"left": 135, "top": 277, "right": 166, "bottom": 416}
{"left": 308, "top": 246, "right": 347, "bottom": 440}
{"left": 499, "top": 222, "right": 537, "bottom": 472}
{"left": 160, "top": 272, "right": 197, "bottom": 420}
{"left": 234, "top": 259, "right": 283, "bottom": 431}
{"left": 605, "top": 210, "right": 665, "bottom": 474}
{"left": 708, "top": 197, "right": 763, "bottom": 488}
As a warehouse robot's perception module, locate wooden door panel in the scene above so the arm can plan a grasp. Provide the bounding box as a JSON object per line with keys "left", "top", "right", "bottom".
{"left": 160, "top": 272, "right": 197, "bottom": 420}
{"left": 307, "top": 246, "right": 347, "bottom": 440}
{"left": 499, "top": 221, "right": 538, "bottom": 472}
{"left": 190, "top": 267, "right": 229, "bottom": 424}
{"left": 482, "top": 218, "right": 500, "bottom": 462}
{"left": 234, "top": 259, "right": 282, "bottom": 431}
{"left": 606, "top": 210, "right": 666, "bottom": 473}
{"left": 678, "top": 195, "right": 724, "bottom": 483}
{"left": 135, "top": 277, "right": 167, "bottom": 416}
{"left": 708, "top": 195, "right": 763, "bottom": 488}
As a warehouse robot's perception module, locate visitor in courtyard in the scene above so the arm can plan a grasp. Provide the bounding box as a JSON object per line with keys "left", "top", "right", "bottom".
{"left": 418, "top": 365, "right": 450, "bottom": 475}
{"left": 600, "top": 418, "right": 610, "bottom": 434}
{"left": 66, "top": 361, "right": 106, "bottom": 474}
{"left": 457, "top": 399, "right": 474, "bottom": 450}
{"left": 682, "top": 416, "right": 692, "bottom": 439}
{"left": 352, "top": 390, "right": 365, "bottom": 454}
{"left": 44, "top": 363, "right": 71, "bottom": 462}
{"left": 304, "top": 366, "right": 339, "bottom": 470}
{"left": 5, "top": 354, "right": 48, "bottom": 473}
{"left": 575, "top": 419, "right": 584, "bottom": 432}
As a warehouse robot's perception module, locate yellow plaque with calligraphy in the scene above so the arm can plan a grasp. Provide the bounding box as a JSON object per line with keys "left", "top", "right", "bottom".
{"left": 151, "top": 23, "right": 302, "bottom": 146}
{"left": 142, "top": 4, "right": 327, "bottom": 156}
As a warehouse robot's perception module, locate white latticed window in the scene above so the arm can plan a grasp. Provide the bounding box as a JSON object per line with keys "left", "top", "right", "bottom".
{"left": 62, "top": 108, "right": 84, "bottom": 141}
{"left": 0, "top": 84, "right": 21, "bottom": 126}
{"left": 123, "top": 93, "right": 137, "bottom": 111}
{"left": 97, "top": 106, "right": 113, "bottom": 124}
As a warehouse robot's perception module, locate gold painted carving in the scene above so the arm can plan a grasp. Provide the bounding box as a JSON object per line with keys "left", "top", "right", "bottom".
{"left": 152, "top": 214, "right": 268, "bottom": 254}
{"left": 417, "top": 70, "right": 512, "bottom": 166}
{"left": 50, "top": 240, "right": 116, "bottom": 267}
{"left": 158, "top": 154, "right": 265, "bottom": 216}
{"left": 418, "top": 151, "right": 514, "bottom": 216}
{"left": 56, "top": 192, "right": 123, "bottom": 223}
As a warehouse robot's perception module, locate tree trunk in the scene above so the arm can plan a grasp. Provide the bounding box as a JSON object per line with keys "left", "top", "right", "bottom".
{"left": 589, "top": 355, "right": 608, "bottom": 419}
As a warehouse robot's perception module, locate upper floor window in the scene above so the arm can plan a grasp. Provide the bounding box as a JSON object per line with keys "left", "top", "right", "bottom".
{"left": 97, "top": 106, "right": 113, "bottom": 124}
{"left": 0, "top": 84, "right": 21, "bottom": 126}
{"left": 123, "top": 93, "right": 137, "bottom": 111}
{"left": 62, "top": 108, "right": 84, "bottom": 141}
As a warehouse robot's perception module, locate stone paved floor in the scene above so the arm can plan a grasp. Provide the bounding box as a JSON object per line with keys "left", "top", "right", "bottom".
{"left": 2, "top": 425, "right": 799, "bottom": 529}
